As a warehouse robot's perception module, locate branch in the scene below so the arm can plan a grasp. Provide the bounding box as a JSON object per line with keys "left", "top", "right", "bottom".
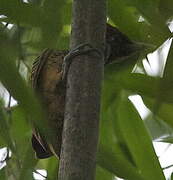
{"left": 58, "top": 0, "right": 106, "bottom": 179}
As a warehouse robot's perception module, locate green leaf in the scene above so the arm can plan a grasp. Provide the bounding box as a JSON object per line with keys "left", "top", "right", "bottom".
{"left": 140, "top": 40, "right": 173, "bottom": 131}
{"left": 119, "top": 73, "right": 173, "bottom": 104}
{"left": 97, "top": 143, "right": 144, "bottom": 180}
{"left": 0, "top": 0, "right": 71, "bottom": 50}
{"left": 144, "top": 114, "right": 173, "bottom": 140}
{"left": 159, "top": 0, "right": 173, "bottom": 20}
{"left": 0, "top": 106, "right": 14, "bottom": 151}
{"left": 143, "top": 96, "right": 173, "bottom": 130}
{"left": 95, "top": 165, "right": 114, "bottom": 180}
{"left": 124, "top": 0, "right": 171, "bottom": 45}
{"left": 0, "top": 0, "right": 45, "bottom": 27}
{"left": 98, "top": 86, "right": 144, "bottom": 180}
{"left": 157, "top": 40, "right": 173, "bottom": 104}
{"left": 18, "top": 145, "right": 38, "bottom": 180}
{"left": 163, "top": 34, "right": 173, "bottom": 80}
{"left": 37, "top": 156, "right": 58, "bottom": 180}
{"left": 116, "top": 91, "right": 165, "bottom": 180}
{"left": 108, "top": 0, "right": 141, "bottom": 41}
{"left": 171, "top": 172, "right": 173, "bottom": 180}
{"left": 0, "top": 168, "right": 6, "bottom": 180}
{"left": 46, "top": 157, "right": 58, "bottom": 180}
{"left": 108, "top": 0, "right": 171, "bottom": 46}
{"left": 0, "top": 29, "right": 53, "bottom": 147}
{"left": 10, "top": 105, "right": 30, "bottom": 141}
{"left": 40, "top": 0, "right": 65, "bottom": 48}
{"left": 120, "top": 73, "right": 160, "bottom": 99}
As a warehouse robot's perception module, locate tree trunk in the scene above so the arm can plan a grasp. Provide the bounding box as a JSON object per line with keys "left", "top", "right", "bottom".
{"left": 58, "top": 0, "right": 106, "bottom": 179}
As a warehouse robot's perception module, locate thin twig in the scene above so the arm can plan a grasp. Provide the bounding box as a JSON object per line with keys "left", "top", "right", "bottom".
{"left": 162, "top": 164, "right": 173, "bottom": 170}
{"left": 34, "top": 170, "right": 47, "bottom": 179}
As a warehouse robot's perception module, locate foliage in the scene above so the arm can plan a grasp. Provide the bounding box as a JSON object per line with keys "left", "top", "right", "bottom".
{"left": 0, "top": 0, "right": 173, "bottom": 179}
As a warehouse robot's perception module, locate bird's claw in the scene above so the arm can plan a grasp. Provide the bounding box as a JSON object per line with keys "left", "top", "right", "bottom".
{"left": 62, "top": 43, "right": 103, "bottom": 80}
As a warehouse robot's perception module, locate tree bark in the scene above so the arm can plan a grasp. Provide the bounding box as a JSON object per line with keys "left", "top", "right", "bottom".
{"left": 58, "top": 0, "right": 106, "bottom": 179}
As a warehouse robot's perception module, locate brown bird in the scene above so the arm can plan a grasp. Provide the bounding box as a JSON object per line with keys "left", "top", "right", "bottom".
{"left": 31, "top": 49, "right": 68, "bottom": 158}
{"left": 31, "top": 23, "right": 145, "bottom": 159}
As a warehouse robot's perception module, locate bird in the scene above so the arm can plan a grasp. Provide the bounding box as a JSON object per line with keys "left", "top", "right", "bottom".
{"left": 31, "top": 23, "right": 145, "bottom": 159}
{"left": 105, "top": 23, "right": 145, "bottom": 64}
{"left": 31, "top": 49, "right": 68, "bottom": 159}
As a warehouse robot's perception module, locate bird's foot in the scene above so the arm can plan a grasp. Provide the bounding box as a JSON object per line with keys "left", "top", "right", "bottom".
{"left": 62, "top": 43, "right": 103, "bottom": 80}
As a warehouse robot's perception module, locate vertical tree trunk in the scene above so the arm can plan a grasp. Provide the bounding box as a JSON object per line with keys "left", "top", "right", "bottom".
{"left": 58, "top": 0, "right": 106, "bottom": 179}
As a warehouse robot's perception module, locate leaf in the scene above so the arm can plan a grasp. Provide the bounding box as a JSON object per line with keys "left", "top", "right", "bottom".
{"left": 0, "top": 0, "right": 45, "bottom": 27}
{"left": 116, "top": 91, "right": 165, "bottom": 180}
{"left": 124, "top": 0, "right": 171, "bottom": 45}
{"left": 171, "top": 172, "right": 173, "bottom": 180}
{"left": 98, "top": 87, "right": 144, "bottom": 180}
{"left": 144, "top": 114, "right": 173, "bottom": 140}
{"left": 139, "top": 39, "right": 173, "bottom": 131}
{"left": 98, "top": 53, "right": 153, "bottom": 180}
{"left": 120, "top": 73, "right": 160, "bottom": 99}
{"left": 119, "top": 73, "right": 173, "bottom": 105}
{"left": 36, "top": 156, "right": 58, "bottom": 180}
{"left": 0, "top": 106, "right": 14, "bottom": 151}
{"left": 0, "top": 168, "right": 6, "bottom": 180}
{"left": 159, "top": 0, "right": 173, "bottom": 20}
{"left": 108, "top": 0, "right": 171, "bottom": 46}
{"left": 46, "top": 157, "right": 58, "bottom": 180}
{"left": 97, "top": 143, "right": 144, "bottom": 180}
{"left": 108, "top": 0, "right": 141, "bottom": 41}
{"left": 143, "top": 96, "right": 173, "bottom": 130}
{"left": 41, "top": 0, "right": 65, "bottom": 48}
{"left": 95, "top": 165, "right": 114, "bottom": 180}
{"left": 157, "top": 40, "right": 173, "bottom": 104}
{"left": 163, "top": 37, "right": 173, "bottom": 78}
{"left": 0, "top": 0, "right": 71, "bottom": 50}
{"left": 0, "top": 29, "right": 52, "bottom": 146}
{"left": 10, "top": 105, "right": 30, "bottom": 141}
{"left": 18, "top": 145, "right": 38, "bottom": 180}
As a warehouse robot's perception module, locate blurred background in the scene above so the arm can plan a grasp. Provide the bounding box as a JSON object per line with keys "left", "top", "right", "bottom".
{"left": 0, "top": 0, "right": 173, "bottom": 180}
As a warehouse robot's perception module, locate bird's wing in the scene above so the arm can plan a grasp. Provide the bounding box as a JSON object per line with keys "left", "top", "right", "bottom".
{"left": 31, "top": 49, "right": 54, "bottom": 159}
{"left": 31, "top": 49, "right": 54, "bottom": 89}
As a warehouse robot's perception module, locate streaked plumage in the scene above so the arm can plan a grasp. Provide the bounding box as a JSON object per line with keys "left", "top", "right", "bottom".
{"left": 31, "top": 49, "right": 68, "bottom": 158}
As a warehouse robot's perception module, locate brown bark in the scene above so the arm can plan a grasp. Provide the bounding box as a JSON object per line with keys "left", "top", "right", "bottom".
{"left": 58, "top": 0, "right": 106, "bottom": 179}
